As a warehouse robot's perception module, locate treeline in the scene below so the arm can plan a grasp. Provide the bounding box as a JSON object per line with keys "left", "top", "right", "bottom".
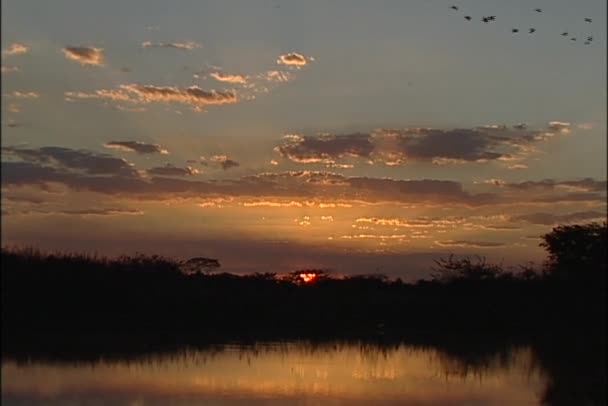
{"left": 2, "top": 222, "right": 605, "bottom": 338}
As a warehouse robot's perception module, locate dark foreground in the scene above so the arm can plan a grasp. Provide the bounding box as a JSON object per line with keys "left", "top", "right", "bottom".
{"left": 1, "top": 229, "right": 606, "bottom": 405}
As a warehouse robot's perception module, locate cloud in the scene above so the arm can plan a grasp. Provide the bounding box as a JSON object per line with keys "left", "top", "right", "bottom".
{"left": 210, "top": 72, "right": 248, "bottom": 84}
{"left": 142, "top": 41, "right": 201, "bottom": 50}
{"left": 505, "top": 178, "right": 607, "bottom": 192}
{"left": 3, "top": 208, "right": 144, "bottom": 217}
{"left": 1, "top": 66, "right": 19, "bottom": 73}
{"left": 2, "top": 146, "right": 138, "bottom": 177}
{"left": 355, "top": 217, "right": 466, "bottom": 229}
{"left": 62, "top": 46, "right": 104, "bottom": 66}
{"left": 146, "top": 164, "right": 199, "bottom": 177}
{"left": 511, "top": 211, "right": 606, "bottom": 225}
{"left": 66, "top": 84, "right": 239, "bottom": 111}
{"left": 277, "top": 52, "right": 308, "bottom": 66}
{"left": 274, "top": 123, "right": 568, "bottom": 166}
{"left": 4, "top": 91, "right": 39, "bottom": 99}
{"left": 547, "top": 121, "right": 571, "bottom": 133}
{"left": 2, "top": 43, "right": 29, "bottom": 56}
{"left": 275, "top": 133, "right": 374, "bottom": 165}
{"left": 1, "top": 153, "right": 492, "bottom": 205}
{"left": 210, "top": 155, "right": 240, "bottom": 170}
{"left": 5, "top": 148, "right": 602, "bottom": 209}
{"left": 264, "top": 70, "right": 292, "bottom": 82}
{"left": 119, "top": 84, "right": 238, "bottom": 108}
{"left": 507, "top": 164, "right": 528, "bottom": 170}
{"left": 435, "top": 240, "right": 506, "bottom": 248}
{"left": 104, "top": 141, "right": 169, "bottom": 155}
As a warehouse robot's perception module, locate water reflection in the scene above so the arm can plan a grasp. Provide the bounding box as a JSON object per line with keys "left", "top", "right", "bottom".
{"left": 2, "top": 342, "right": 544, "bottom": 406}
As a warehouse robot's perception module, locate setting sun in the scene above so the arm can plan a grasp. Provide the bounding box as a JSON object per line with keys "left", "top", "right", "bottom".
{"left": 298, "top": 272, "right": 319, "bottom": 283}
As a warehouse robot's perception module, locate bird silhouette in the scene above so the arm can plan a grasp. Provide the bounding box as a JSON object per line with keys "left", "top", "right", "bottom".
{"left": 482, "top": 17, "right": 490, "bottom": 23}
{"left": 571, "top": 37, "right": 577, "bottom": 41}
{"left": 487, "top": 16, "right": 496, "bottom": 21}
{"left": 451, "top": 5, "right": 459, "bottom": 10}
{"left": 464, "top": 15, "right": 472, "bottom": 21}
{"left": 561, "top": 32, "right": 569, "bottom": 36}
{"left": 512, "top": 29, "right": 519, "bottom": 33}
{"left": 535, "top": 8, "right": 542, "bottom": 12}
{"left": 584, "top": 18, "right": 592, "bottom": 22}
{"left": 529, "top": 28, "right": 536, "bottom": 33}
{"left": 587, "top": 36, "right": 593, "bottom": 41}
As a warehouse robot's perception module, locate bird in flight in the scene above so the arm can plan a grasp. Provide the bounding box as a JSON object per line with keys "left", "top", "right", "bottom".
{"left": 482, "top": 17, "right": 490, "bottom": 23}
{"left": 451, "top": 5, "right": 459, "bottom": 10}
{"left": 584, "top": 18, "right": 592, "bottom": 22}
{"left": 571, "top": 37, "right": 577, "bottom": 41}
{"left": 535, "top": 8, "right": 542, "bottom": 12}
{"left": 464, "top": 15, "right": 472, "bottom": 21}
{"left": 561, "top": 32, "right": 568, "bottom": 36}
{"left": 512, "top": 28, "right": 519, "bottom": 33}
{"left": 487, "top": 16, "right": 496, "bottom": 21}
{"left": 529, "top": 28, "right": 536, "bottom": 33}
{"left": 587, "top": 36, "right": 593, "bottom": 41}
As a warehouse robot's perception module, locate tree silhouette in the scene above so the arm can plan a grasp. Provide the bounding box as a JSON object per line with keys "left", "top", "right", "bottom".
{"left": 540, "top": 222, "right": 607, "bottom": 281}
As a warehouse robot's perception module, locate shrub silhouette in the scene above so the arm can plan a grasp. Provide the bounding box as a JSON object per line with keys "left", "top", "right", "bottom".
{"left": 430, "top": 255, "right": 508, "bottom": 283}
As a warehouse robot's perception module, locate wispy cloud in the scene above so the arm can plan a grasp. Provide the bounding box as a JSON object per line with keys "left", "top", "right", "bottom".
{"left": 511, "top": 211, "right": 606, "bottom": 225}
{"left": 1, "top": 66, "right": 19, "bottom": 73}
{"left": 62, "top": 46, "right": 104, "bottom": 66}
{"left": 4, "top": 91, "right": 39, "bottom": 99}
{"left": 66, "top": 84, "right": 239, "bottom": 111}
{"left": 2, "top": 43, "right": 29, "bottom": 56}
{"left": 142, "top": 41, "right": 201, "bottom": 50}
{"left": 435, "top": 240, "right": 506, "bottom": 248}
{"left": 119, "top": 84, "right": 238, "bottom": 109}
{"left": 210, "top": 72, "right": 248, "bottom": 84}
{"left": 104, "top": 141, "right": 169, "bottom": 155}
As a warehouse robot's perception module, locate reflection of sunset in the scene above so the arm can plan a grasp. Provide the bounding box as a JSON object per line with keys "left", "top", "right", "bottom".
{"left": 1, "top": 344, "right": 543, "bottom": 404}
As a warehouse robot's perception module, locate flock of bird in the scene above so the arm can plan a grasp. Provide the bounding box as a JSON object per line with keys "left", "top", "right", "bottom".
{"left": 450, "top": 6, "right": 594, "bottom": 45}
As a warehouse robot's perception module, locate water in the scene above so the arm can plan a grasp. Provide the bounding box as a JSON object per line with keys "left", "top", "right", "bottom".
{"left": 2, "top": 341, "right": 546, "bottom": 406}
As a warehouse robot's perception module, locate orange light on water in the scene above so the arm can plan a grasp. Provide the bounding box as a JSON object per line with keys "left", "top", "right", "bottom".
{"left": 299, "top": 273, "right": 318, "bottom": 283}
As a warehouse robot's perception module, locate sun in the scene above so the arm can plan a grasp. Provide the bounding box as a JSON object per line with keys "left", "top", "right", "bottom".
{"left": 298, "top": 272, "right": 319, "bottom": 283}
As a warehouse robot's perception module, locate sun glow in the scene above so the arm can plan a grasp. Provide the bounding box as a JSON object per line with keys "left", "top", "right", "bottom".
{"left": 299, "top": 272, "right": 318, "bottom": 283}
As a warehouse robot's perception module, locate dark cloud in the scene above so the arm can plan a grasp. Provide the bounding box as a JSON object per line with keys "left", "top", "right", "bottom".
{"left": 3, "top": 147, "right": 602, "bottom": 208}
{"left": 2, "top": 146, "right": 138, "bottom": 177}
{"left": 435, "top": 240, "right": 507, "bottom": 248}
{"left": 1, "top": 158, "right": 490, "bottom": 205}
{"left": 505, "top": 178, "right": 607, "bottom": 192}
{"left": 62, "top": 46, "right": 104, "bottom": 66}
{"left": 511, "top": 211, "right": 606, "bottom": 225}
{"left": 210, "top": 155, "right": 240, "bottom": 170}
{"left": 275, "top": 133, "right": 374, "bottom": 164}
{"left": 275, "top": 124, "right": 567, "bottom": 166}
{"left": 104, "top": 141, "right": 169, "bottom": 155}
{"left": 146, "top": 164, "right": 199, "bottom": 177}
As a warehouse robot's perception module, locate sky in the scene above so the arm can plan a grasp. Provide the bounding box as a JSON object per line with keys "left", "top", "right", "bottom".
{"left": 1, "top": 0, "right": 606, "bottom": 280}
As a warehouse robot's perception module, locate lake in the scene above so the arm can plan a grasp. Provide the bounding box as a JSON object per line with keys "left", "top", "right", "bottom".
{"left": 2, "top": 341, "right": 547, "bottom": 406}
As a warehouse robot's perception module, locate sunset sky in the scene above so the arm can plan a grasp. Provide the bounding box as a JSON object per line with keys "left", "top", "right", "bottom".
{"left": 2, "top": 0, "right": 606, "bottom": 279}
